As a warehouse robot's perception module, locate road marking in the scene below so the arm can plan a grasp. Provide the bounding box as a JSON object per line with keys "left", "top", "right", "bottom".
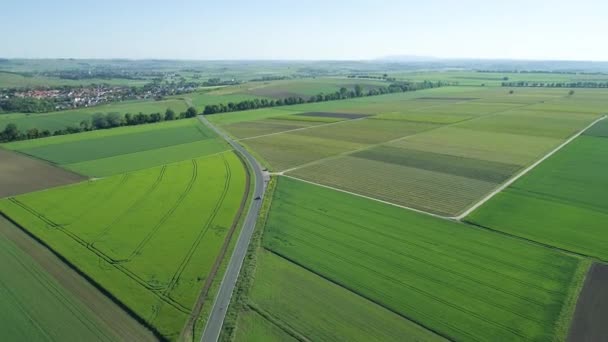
{"left": 452, "top": 114, "right": 607, "bottom": 220}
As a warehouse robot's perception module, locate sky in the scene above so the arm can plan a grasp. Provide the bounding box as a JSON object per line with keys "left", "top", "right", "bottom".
{"left": 1, "top": 0, "right": 606, "bottom": 61}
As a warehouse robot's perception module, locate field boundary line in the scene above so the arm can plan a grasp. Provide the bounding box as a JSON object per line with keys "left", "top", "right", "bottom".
{"left": 281, "top": 175, "right": 450, "bottom": 220}
{"left": 278, "top": 98, "right": 561, "bottom": 174}
{"left": 236, "top": 116, "right": 369, "bottom": 141}
{"left": 234, "top": 97, "right": 481, "bottom": 143}
{"left": 453, "top": 114, "right": 607, "bottom": 220}
{"left": 263, "top": 248, "right": 456, "bottom": 342}
{"left": 0, "top": 211, "right": 166, "bottom": 341}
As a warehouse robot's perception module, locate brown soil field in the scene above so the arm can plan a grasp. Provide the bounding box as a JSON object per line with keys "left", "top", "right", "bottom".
{"left": 568, "top": 262, "right": 608, "bottom": 342}
{"left": 0, "top": 215, "right": 157, "bottom": 341}
{"left": 0, "top": 148, "right": 86, "bottom": 198}
{"left": 295, "top": 112, "right": 370, "bottom": 119}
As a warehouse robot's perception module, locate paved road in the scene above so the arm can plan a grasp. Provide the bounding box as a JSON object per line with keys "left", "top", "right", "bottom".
{"left": 198, "top": 115, "right": 267, "bottom": 342}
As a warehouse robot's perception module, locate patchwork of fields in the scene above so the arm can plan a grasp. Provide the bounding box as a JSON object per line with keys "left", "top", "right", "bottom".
{"left": 0, "top": 152, "right": 248, "bottom": 338}
{"left": 233, "top": 177, "right": 587, "bottom": 341}
{"left": 5, "top": 119, "right": 230, "bottom": 177}
{"left": 467, "top": 119, "right": 608, "bottom": 261}
{"left": 216, "top": 87, "right": 605, "bottom": 216}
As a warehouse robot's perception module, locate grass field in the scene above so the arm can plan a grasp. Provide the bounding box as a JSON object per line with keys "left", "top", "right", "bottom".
{"left": 244, "top": 250, "right": 447, "bottom": 342}
{"left": 466, "top": 131, "right": 608, "bottom": 261}
{"left": 0, "top": 71, "right": 151, "bottom": 89}
{"left": 216, "top": 86, "right": 605, "bottom": 216}
{"left": 5, "top": 119, "right": 230, "bottom": 177}
{"left": 0, "top": 218, "right": 117, "bottom": 341}
{"left": 0, "top": 152, "right": 248, "bottom": 339}
{"left": 259, "top": 177, "right": 586, "bottom": 341}
{"left": 236, "top": 78, "right": 388, "bottom": 98}
{"left": 0, "top": 98, "right": 188, "bottom": 132}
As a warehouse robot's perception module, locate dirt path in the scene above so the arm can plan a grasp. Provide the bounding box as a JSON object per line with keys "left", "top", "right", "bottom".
{"left": 454, "top": 115, "right": 606, "bottom": 220}
{"left": 567, "top": 263, "right": 608, "bottom": 342}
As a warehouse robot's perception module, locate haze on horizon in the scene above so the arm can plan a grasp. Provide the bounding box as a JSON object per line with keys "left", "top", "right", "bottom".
{"left": 2, "top": 0, "right": 607, "bottom": 61}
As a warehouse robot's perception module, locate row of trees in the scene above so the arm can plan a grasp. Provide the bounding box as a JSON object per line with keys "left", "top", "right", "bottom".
{"left": 0, "top": 107, "right": 198, "bottom": 143}
{"left": 501, "top": 81, "right": 608, "bottom": 88}
{"left": 203, "top": 81, "right": 444, "bottom": 115}
{"left": 0, "top": 97, "right": 57, "bottom": 113}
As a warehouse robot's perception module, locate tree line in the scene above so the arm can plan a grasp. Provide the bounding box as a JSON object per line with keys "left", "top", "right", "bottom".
{"left": 0, "top": 107, "right": 197, "bottom": 143}
{"left": 203, "top": 81, "right": 444, "bottom": 115}
{"left": 0, "top": 97, "right": 57, "bottom": 113}
{"left": 501, "top": 81, "right": 608, "bottom": 88}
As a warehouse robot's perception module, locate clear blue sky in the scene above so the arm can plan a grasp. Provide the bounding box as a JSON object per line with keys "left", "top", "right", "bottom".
{"left": 2, "top": 0, "right": 606, "bottom": 60}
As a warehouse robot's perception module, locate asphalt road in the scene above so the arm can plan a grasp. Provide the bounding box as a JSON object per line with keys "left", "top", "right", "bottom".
{"left": 198, "top": 115, "right": 267, "bottom": 342}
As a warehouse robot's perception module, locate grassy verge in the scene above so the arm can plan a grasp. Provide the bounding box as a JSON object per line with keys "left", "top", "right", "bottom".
{"left": 218, "top": 177, "right": 278, "bottom": 341}
{"left": 188, "top": 154, "right": 255, "bottom": 342}
{"left": 553, "top": 258, "right": 592, "bottom": 341}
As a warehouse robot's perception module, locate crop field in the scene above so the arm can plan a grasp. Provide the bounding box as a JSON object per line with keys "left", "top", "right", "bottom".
{"left": 0, "top": 98, "right": 188, "bottom": 132}
{"left": 0, "top": 71, "right": 151, "bottom": 89}
{"left": 466, "top": 128, "right": 608, "bottom": 261}
{"left": 217, "top": 86, "right": 606, "bottom": 215}
{"left": 288, "top": 145, "right": 519, "bottom": 215}
{"left": 0, "top": 148, "right": 86, "bottom": 198}
{"left": 5, "top": 119, "right": 230, "bottom": 177}
{"left": 393, "top": 71, "right": 608, "bottom": 86}
{"left": 222, "top": 117, "right": 326, "bottom": 140}
{"left": 177, "top": 91, "right": 266, "bottom": 109}
{"left": 243, "top": 250, "right": 447, "bottom": 342}
{"left": 258, "top": 177, "right": 586, "bottom": 341}
{"left": 0, "top": 218, "right": 118, "bottom": 342}
{"left": 0, "top": 152, "right": 248, "bottom": 339}
{"left": 237, "top": 78, "right": 388, "bottom": 98}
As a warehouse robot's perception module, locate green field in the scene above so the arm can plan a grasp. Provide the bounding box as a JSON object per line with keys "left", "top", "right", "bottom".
{"left": 235, "top": 78, "right": 389, "bottom": 98}
{"left": 0, "top": 99, "right": 188, "bottom": 132}
{"left": 214, "top": 87, "right": 606, "bottom": 216}
{"left": 0, "top": 220, "right": 117, "bottom": 342}
{"left": 243, "top": 250, "right": 447, "bottom": 342}
{"left": 5, "top": 119, "right": 230, "bottom": 177}
{"left": 0, "top": 71, "right": 151, "bottom": 89}
{"left": 0, "top": 152, "right": 247, "bottom": 339}
{"left": 257, "top": 177, "right": 586, "bottom": 341}
{"left": 466, "top": 129, "right": 608, "bottom": 261}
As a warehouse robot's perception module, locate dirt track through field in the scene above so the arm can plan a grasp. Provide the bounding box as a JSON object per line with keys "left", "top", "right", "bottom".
{"left": 568, "top": 263, "right": 608, "bottom": 342}
{"left": 0, "top": 215, "right": 156, "bottom": 341}
{"left": 0, "top": 148, "right": 86, "bottom": 198}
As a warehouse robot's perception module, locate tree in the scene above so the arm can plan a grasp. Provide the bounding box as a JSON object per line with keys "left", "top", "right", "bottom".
{"left": 185, "top": 106, "right": 198, "bottom": 118}
{"left": 354, "top": 84, "right": 363, "bottom": 97}
{"left": 509, "top": 90, "right": 514, "bottom": 94}
{"left": 2, "top": 123, "right": 20, "bottom": 141}
{"left": 569, "top": 90, "right": 575, "bottom": 96}
{"left": 91, "top": 113, "right": 109, "bottom": 129}
{"left": 164, "top": 108, "right": 176, "bottom": 121}
{"left": 106, "top": 112, "right": 123, "bottom": 127}
{"left": 79, "top": 119, "right": 91, "bottom": 131}
{"left": 339, "top": 87, "right": 348, "bottom": 98}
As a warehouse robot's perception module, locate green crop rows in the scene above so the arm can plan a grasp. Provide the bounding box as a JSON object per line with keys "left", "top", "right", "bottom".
{"left": 246, "top": 250, "right": 447, "bottom": 342}
{"left": 0, "top": 220, "right": 116, "bottom": 342}
{"left": 254, "top": 177, "right": 586, "bottom": 341}
{"left": 0, "top": 152, "right": 247, "bottom": 339}
{"left": 5, "top": 119, "right": 230, "bottom": 177}
{"left": 467, "top": 128, "right": 608, "bottom": 261}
